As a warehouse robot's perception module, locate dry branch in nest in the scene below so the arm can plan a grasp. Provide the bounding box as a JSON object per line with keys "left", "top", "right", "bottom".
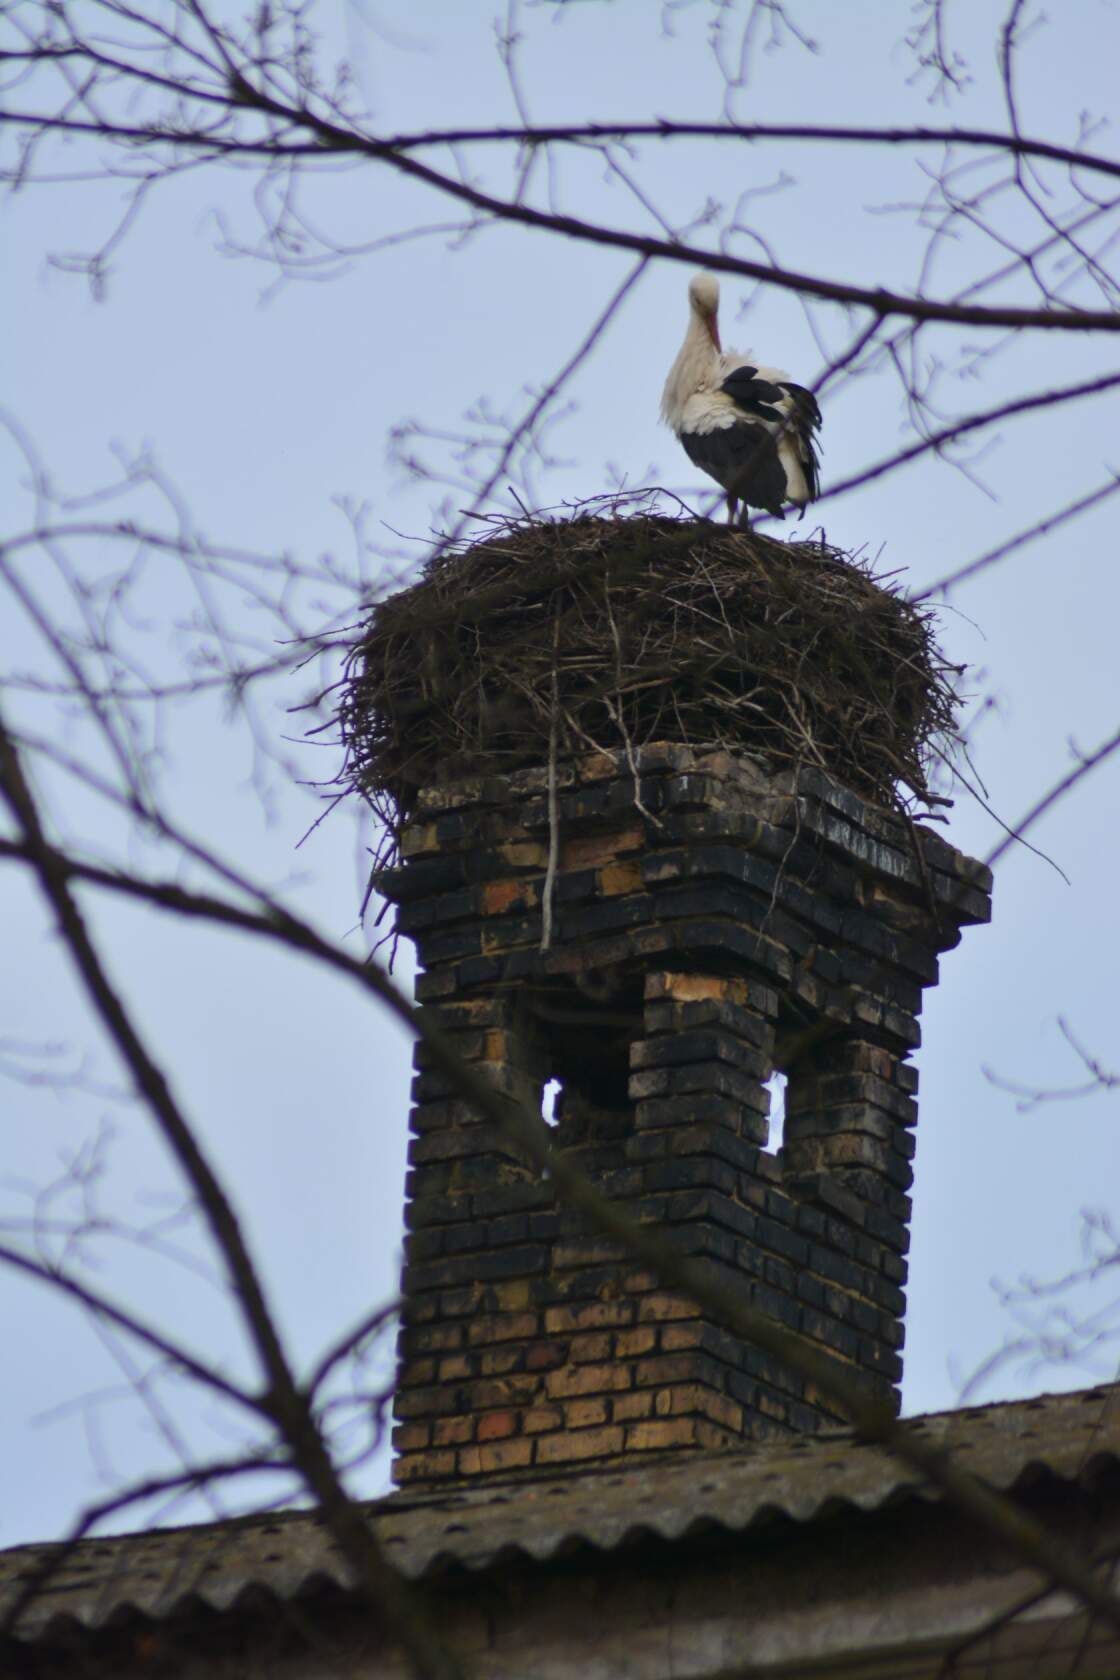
{"left": 339, "top": 505, "right": 961, "bottom": 845}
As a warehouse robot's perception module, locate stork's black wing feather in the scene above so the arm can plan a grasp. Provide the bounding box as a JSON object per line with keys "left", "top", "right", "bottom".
{"left": 719, "top": 367, "right": 786, "bottom": 424}
{"left": 774, "top": 381, "right": 822, "bottom": 500}
{"left": 777, "top": 381, "right": 823, "bottom": 434}
{"left": 680, "top": 422, "right": 788, "bottom": 516}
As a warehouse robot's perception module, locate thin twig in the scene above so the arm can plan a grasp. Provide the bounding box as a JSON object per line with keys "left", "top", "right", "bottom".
{"left": 4, "top": 828, "right": 1119, "bottom": 1637}
{"left": 540, "top": 611, "right": 560, "bottom": 953}
{"left": 986, "top": 725, "right": 1120, "bottom": 868}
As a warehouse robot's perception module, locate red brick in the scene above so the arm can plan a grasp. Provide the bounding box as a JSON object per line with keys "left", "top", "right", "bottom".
{"left": 483, "top": 879, "right": 537, "bottom": 916}
{"left": 477, "top": 1409, "right": 517, "bottom": 1442}
{"left": 526, "top": 1341, "right": 568, "bottom": 1371}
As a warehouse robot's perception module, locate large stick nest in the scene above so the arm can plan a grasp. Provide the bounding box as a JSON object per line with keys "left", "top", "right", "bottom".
{"left": 339, "top": 509, "right": 960, "bottom": 834}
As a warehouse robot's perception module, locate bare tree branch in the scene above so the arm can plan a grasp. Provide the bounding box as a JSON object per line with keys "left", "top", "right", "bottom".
{"left": 915, "top": 473, "right": 1120, "bottom": 599}
{"left": 0, "top": 711, "right": 464, "bottom": 1680}
{"left": 0, "top": 1242, "right": 254, "bottom": 1411}
{"left": 985, "top": 725, "right": 1120, "bottom": 869}
{"left": 330, "top": 121, "right": 1120, "bottom": 185}
{"left": 5, "top": 4, "right": 1120, "bottom": 331}
{"left": 985, "top": 1018, "right": 1119, "bottom": 1113}
{"left": 2, "top": 826, "right": 1118, "bottom": 1635}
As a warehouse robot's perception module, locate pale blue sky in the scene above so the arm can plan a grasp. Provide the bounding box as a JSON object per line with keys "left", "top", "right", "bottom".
{"left": 2, "top": 0, "right": 1118, "bottom": 1546}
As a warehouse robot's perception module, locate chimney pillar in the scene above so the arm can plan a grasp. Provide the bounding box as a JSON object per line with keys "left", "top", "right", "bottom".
{"left": 380, "top": 746, "right": 990, "bottom": 1485}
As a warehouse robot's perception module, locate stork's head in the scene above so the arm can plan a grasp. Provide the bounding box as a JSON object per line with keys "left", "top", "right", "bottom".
{"left": 688, "top": 272, "right": 721, "bottom": 350}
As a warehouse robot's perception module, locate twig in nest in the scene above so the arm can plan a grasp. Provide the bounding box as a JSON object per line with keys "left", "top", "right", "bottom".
{"left": 602, "top": 566, "right": 664, "bottom": 830}
{"left": 540, "top": 613, "right": 560, "bottom": 953}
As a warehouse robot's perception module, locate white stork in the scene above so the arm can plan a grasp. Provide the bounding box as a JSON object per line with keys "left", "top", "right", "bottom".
{"left": 660, "top": 272, "right": 822, "bottom": 527}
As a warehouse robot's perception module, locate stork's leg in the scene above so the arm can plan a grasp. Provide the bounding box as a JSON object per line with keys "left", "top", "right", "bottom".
{"left": 726, "top": 494, "right": 738, "bottom": 526}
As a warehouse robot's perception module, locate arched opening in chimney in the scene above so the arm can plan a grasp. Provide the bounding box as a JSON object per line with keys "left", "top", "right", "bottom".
{"left": 526, "top": 972, "right": 644, "bottom": 1147}
{"left": 765, "top": 1070, "right": 788, "bottom": 1154}
{"left": 541, "top": 1077, "right": 562, "bottom": 1128}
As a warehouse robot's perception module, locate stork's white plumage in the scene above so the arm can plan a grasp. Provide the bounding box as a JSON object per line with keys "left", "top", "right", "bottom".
{"left": 661, "top": 272, "right": 822, "bottom": 527}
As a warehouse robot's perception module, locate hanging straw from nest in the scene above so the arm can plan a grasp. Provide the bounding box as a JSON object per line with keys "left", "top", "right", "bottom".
{"left": 339, "top": 501, "right": 962, "bottom": 847}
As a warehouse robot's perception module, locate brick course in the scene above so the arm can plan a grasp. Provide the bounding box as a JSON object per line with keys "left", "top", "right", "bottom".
{"left": 382, "top": 746, "right": 990, "bottom": 1485}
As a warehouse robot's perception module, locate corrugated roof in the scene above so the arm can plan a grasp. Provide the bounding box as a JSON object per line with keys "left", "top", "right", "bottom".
{"left": 2, "top": 1383, "right": 1117, "bottom": 1643}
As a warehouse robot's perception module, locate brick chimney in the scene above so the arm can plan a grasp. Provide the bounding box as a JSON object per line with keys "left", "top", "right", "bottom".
{"left": 378, "top": 744, "right": 990, "bottom": 1485}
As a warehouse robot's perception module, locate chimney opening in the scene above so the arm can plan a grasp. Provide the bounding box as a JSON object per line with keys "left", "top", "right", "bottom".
{"left": 541, "top": 1076, "right": 562, "bottom": 1128}
{"left": 765, "top": 1070, "right": 788, "bottom": 1154}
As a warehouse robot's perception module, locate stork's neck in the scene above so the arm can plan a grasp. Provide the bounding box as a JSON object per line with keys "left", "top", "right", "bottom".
{"left": 660, "top": 312, "right": 721, "bottom": 429}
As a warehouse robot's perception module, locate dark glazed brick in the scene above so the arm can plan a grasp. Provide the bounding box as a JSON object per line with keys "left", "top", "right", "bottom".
{"left": 452, "top": 955, "right": 504, "bottom": 987}
{"left": 861, "top": 1207, "right": 908, "bottom": 1251}
{"left": 799, "top": 1310, "right": 861, "bottom": 1362}
{"left": 416, "top": 924, "right": 482, "bottom": 964}
{"left": 407, "top": 1245, "right": 550, "bottom": 1293}
{"left": 403, "top": 1229, "right": 445, "bottom": 1261}
{"left": 472, "top": 1181, "right": 556, "bottom": 1217}
{"left": 755, "top": 1216, "right": 810, "bottom": 1266}
{"left": 640, "top": 1158, "right": 738, "bottom": 1196}
{"left": 405, "top": 1194, "right": 464, "bottom": 1229}
{"left": 631, "top": 1031, "right": 769, "bottom": 1074}
{"left": 487, "top": 1213, "right": 532, "bottom": 1246}
{"left": 633, "top": 1094, "right": 751, "bottom": 1132}
{"left": 440, "top": 1224, "right": 490, "bottom": 1255}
